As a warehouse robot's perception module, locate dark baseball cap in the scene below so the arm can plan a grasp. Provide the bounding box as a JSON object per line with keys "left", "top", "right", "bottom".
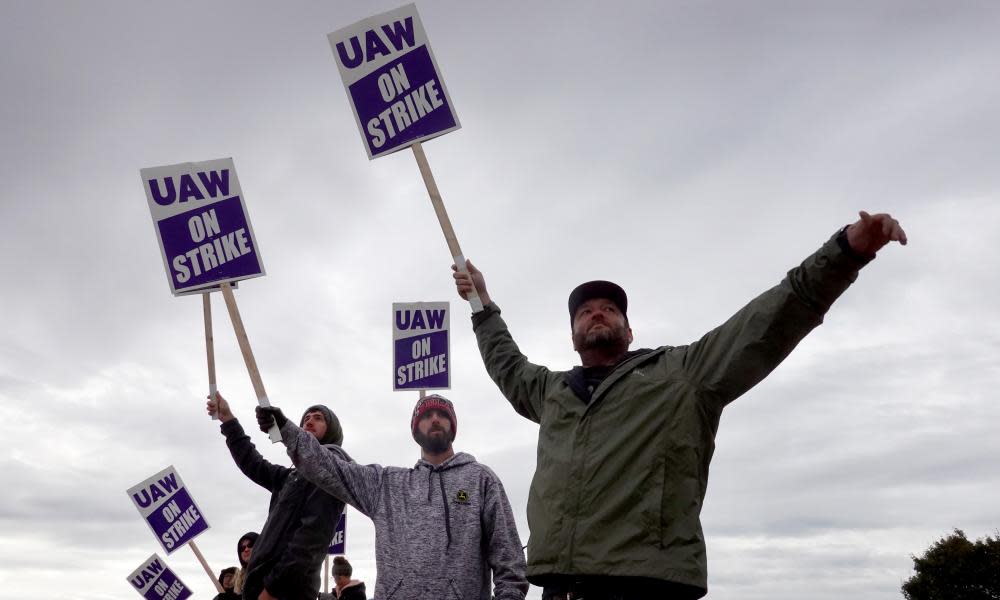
{"left": 568, "top": 280, "right": 628, "bottom": 324}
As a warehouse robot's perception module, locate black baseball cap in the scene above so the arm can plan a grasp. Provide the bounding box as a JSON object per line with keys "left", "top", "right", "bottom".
{"left": 568, "top": 280, "right": 628, "bottom": 325}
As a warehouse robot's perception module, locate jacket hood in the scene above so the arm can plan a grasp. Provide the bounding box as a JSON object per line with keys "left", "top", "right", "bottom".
{"left": 301, "top": 404, "right": 343, "bottom": 446}
{"left": 414, "top": 451, "right": 476, "bottom": 471}
{"left": 236, "top": 531, "right": 258, "bottom": 566}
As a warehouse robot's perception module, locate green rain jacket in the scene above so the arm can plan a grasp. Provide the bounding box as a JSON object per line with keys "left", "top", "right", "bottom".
{"left": 470, "top": 232, "right": 870, "bottom": 596}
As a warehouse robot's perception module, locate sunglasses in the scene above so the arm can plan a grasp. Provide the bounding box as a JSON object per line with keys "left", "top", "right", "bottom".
{"left": 240, "top": 544, "right": 252, "bottom": 551}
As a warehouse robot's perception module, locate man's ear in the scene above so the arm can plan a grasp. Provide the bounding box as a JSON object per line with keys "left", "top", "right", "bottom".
{"left": 627, "top": 327, "right": 634, "bottom": 345}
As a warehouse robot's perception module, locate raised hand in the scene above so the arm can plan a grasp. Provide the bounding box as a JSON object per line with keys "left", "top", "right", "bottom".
{"left": 206, "top": 392, "right": 235, "bottom": 423}
{"left": 256, "top": 406, "right": 288, "bottom": 433}
{"left": 846, "top": 211, "right": 907, "bottom": 257}
{"left": 452, "top": 259, "right": 491, "bottom": 307}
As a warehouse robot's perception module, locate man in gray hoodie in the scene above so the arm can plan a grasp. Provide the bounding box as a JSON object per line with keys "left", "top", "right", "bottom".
{"left": 256, "top": 394, "right": 529, "bottom": 600}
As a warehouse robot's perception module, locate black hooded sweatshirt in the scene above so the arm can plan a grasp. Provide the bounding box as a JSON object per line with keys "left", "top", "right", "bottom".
{"left": 221, "top": 412, "right": 348, "bottom": 600}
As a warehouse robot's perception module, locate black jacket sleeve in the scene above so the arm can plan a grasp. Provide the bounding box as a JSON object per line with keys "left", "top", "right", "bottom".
{"left": 221, "top": 418, "right": 290, "bottom": 492}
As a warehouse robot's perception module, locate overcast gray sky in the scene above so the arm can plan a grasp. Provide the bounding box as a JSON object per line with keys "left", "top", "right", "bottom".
{"left": 2, "top": 1, "right": 999, "bottom": 598}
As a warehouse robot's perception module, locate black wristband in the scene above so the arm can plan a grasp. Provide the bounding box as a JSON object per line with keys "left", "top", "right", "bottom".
{"left": 835, "top": 225, "right": 875, "bottom": 262}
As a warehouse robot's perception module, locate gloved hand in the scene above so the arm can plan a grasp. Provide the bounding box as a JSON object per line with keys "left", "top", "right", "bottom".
{"left": 256, "top": 406, "right": 288, "bottom": 432}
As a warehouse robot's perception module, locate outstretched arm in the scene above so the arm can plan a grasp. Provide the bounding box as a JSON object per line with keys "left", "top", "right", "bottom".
{"left": 683, "top": 212, "right": 906, "bottom": 408}
{"left": 207, "top": 392, "right": 287, "bottom": 491}
{"left": 453, "top": 260, "right": 553, "bottom": 423}
{"left": 257, "top": 406, "right": 384, "bottom": 517}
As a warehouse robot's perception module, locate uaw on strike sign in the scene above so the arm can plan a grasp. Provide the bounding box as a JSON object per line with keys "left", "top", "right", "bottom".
{"left": 127, "top": 554, "right": 192, "bottom": 600}
{"left": 394, "top": 302, "right": 449, "bottom": 390}
{"left": 330, "top": 4, "right": 460, "bottom": 159}
{"left": 128, "top": 466, "right": 209, "bottom": 554}
{"left": 142, "top": 158, "right": 265, "bottom": 295}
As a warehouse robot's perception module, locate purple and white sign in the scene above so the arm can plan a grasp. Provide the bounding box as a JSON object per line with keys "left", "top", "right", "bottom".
{"left": 127, "top": 554, "right": 192, "bottom": 600}
{"left": 328, "top": 513, "right": 347, "bottom": 555}
{"left": 141, "top": 158, "right": 265, "bottom": 295}
{"left": 127, "top": 466, "right": 210, "bottom": 554}
{"left": 393, "top": 302, "right": 449, "bottom": 390}
{"left": 329, "top": 4, "right": 461, "bottom": 159}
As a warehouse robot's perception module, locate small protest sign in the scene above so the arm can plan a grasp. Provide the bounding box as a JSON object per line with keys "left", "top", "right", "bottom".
{"left": 329, "top": 3, "right": 460, "bottom": 159}
{"left": 127, "top": 466, "right": 209, "bottom": 554}
{"left": 127, "top": 554, "right": 192, "bottom": 600}
{"left": 328, "top": 513, "right": 347, "bottom": 554}
{"left": 141, "top": 158, "right": 265, "bottom": 295}
{"left": 393, "top": 302, "right": 449, "bottom": 390}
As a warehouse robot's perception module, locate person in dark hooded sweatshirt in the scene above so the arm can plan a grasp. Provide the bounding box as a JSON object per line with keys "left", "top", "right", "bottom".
{"left": 207, "top": 393, "right": 349, "bottom": 600}
{"left": 257, "top": 394, "right": 528, "bottom": 600}
{"left": 233, "top": 532, "right": 258, "bottom": 597}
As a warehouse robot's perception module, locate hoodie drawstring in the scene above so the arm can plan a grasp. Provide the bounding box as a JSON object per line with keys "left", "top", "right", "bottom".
{"left": 437, "top": 470, "right": 452, "bottom": 549}
{"left": 424, "top": 467, "right": 453, "bottom": 550}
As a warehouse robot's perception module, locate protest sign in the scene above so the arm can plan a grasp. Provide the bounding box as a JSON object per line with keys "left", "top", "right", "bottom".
{"left": 328, "top": 6, "right": 483, "bottom": 311}
{"left": 393, "top": 302, "right": 449, "bottom": 390}
{"left": 141, "top": 158, "right": 265, "bottom": 295}
{"left": 329, "top": 3, "right": 460, "bottom": 159}
{"left": 127, "top": 554, "right": 192, "bottom": 600}
{"left": 127, "top": 466, "right": 209, "bottom": 554}
{"left": 328, "top": 513, "right": 347, "bottom": 554}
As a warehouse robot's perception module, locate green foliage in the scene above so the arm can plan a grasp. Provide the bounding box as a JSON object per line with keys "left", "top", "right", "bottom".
{"left": 902, "top": 529, "right": 1000, "bottom": 600}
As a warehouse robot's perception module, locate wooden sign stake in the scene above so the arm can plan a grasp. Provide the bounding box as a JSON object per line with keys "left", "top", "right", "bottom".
{"left": 203, "top": 292, "right": 218, "bottom": 419}
{"left": 189, "top": 540, "right": 225, "bottom": 594}
{"left": 323, "top": 555, "right": 330, "bottom": 593}
{"left": 411, "top": 142, "right": 484, "bottom": 312}
{"left": 219, "top": 282, "right": 281, "bottom": 443}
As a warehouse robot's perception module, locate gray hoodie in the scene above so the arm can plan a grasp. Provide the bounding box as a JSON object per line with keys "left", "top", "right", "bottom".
{"left": 279, "top": 421, "right": 528, "bottom": 600}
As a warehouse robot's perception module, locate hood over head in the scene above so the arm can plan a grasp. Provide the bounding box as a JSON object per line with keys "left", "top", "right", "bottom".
{"left": 301, "top": 404, "right": 343, "bottom": 446}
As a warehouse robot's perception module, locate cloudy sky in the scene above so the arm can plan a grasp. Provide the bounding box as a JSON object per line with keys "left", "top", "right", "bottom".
{"left": 2, "top": 1, "right": 999, "bottom": 598}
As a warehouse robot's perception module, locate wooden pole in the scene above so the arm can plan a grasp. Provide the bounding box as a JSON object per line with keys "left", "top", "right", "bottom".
{"left": 203, "top": 292, "right": 218, "bottom": 419}
{"left": 219, "top": 282, "right": 281, "bottom": 443}
{"left": 410, "top": 142, "right": 484, "bottom": 312}
{"left": 189, "top": 540, "right": 225, "bottom": 594}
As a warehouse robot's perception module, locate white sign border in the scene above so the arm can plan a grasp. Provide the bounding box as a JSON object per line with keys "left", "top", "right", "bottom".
{"left": 328, "top": 3, "right": 461, "bottom": 160}
{"left": 141, "top": 157, "right": 266, "bottom": 296}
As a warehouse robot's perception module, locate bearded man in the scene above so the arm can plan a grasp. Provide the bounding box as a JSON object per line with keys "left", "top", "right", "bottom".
{"left": 452, "top": 212, "right": 907, "bottom": 599}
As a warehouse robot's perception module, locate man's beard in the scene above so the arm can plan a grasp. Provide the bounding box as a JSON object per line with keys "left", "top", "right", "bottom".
{"left": 415, "top": 428, "right": 453, "bottom": 454}
{"left": 573, "top": 322, "right": 630, "bottom": 355}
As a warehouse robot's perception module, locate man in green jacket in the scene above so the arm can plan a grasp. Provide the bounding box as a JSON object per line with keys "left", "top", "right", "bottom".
{"left": 452, "top": 212, "right": 906, "bottom": 599}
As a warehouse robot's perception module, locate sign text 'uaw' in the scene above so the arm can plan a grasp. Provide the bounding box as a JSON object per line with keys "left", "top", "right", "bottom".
{"left": 141, "top": 157, "right": 265, "bottom": 295}
{"left": 393, "top": 301, "right": 449, "bottom": 390}
{"left": 126, "top": 554, "right": 192, "bottom": 600}
{"left": 127, "top": 466, "right": 210, "bottom": 554}
{"left": 329, "top": 4, "right": 460, "bottom": 159}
